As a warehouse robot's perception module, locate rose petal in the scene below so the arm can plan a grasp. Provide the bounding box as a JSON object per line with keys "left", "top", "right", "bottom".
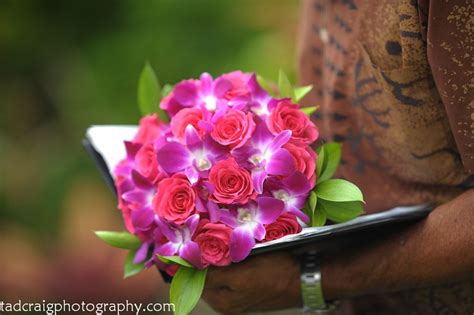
{"left": 230, "top": 227, "right": 255, "bottom": 263}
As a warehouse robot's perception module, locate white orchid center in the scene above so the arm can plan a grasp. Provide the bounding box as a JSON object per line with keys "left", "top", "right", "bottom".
{"left": 273, "top": 189, "right": 290, "bottom": 203}
{"left": 237, "top": 208, "right": 253, "bottom": 223}
{"left": 204, "top": 96, "right": 217, "bottom": 111}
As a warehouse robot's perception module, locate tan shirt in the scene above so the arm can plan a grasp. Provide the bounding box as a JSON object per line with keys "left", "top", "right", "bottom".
{"left": 298, "top": 0, "right": 473, "bottom": 313}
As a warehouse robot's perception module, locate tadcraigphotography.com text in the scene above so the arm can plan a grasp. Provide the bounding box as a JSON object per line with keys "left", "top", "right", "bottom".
{"left": 0, "top": 300, "right": 175, "bottom": 315}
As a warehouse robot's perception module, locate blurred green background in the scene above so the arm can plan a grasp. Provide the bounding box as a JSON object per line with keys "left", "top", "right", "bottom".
{"left": 0, "top": 0, "right": 298, "bottom": 313}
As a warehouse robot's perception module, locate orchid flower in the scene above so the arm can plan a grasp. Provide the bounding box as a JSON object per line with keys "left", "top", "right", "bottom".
{"left": 172, "top": 73, "right": 240, "bottom": 113}
{"left": 219, "top": 197, "right": 284, "bottom": 262}
{"left": 247, "top": 74, "right": 273, "bottom": 116}
{"left": 233, "top": 120, "right": 295, "bottom": 193}
{"left": 155, "top": 214, "right": 202, "bottom": 268}
{"left": 156, "top": 125, "right": 227, "bottom": 184}
{"left": 266, "top": 172, "right": 312, "bottom": 223}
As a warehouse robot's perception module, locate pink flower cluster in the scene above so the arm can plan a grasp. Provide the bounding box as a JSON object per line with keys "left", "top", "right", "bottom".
{"left": 114, "top": 71, "right": 318, "bottom": 272}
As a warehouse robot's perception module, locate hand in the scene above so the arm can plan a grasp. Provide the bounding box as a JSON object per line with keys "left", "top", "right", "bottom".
{"left": 203, "top": 252, "right": 302, "bottom": 314}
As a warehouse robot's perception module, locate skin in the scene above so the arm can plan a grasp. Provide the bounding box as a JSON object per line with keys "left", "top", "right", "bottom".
{"left": 202, "top": 189, "right": 474, "bottom": 314}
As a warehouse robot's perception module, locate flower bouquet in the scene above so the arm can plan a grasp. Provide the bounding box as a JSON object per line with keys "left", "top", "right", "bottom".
{"left": 95, "top": 64, "right": 364, "bottom": 315}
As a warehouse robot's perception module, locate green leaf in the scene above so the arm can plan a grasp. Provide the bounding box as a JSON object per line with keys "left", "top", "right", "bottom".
{"left": 137, "top": 62, "right": 169, "bottom": 122}
{"left": 316, "top": 144, "right": 327, "bottom": 178}
{"left": 294, "top": 85, "right": 313, "bottom": 102}
{"left": 312, "top": 202, "right": 328, "bottom": 227}
{"left": 162, "top": 84, "right": 174, "bottom": 98}
{"left": 124, "top": 250, "right": 145, "bottom": 278}
{"left": 256, "top": 74, "right": 275, "bottom": 96}
{"left": 170, "top": 267, "right": 208, "bottom": 315}
{"left": 315, "top": 179, "right": 364, "bottom": 203}
{"left": 318, "top": 199, "right": 364, "bottom": 223}
{"left": 278, "top": 69, "right": 295, "bottom": 100}
{"left": 317, "top": 142, "right": 342, "bottom": 183}
{"left": 300, "top": 105, "right": 319, "bottom": 116}
{"left": 95, "top": 231, "right": 141, "bottom": 250}
{"left": 158, "top": 255, "right": 193, "bottom": 268}
{"left": 309, "top": 191, "right": 317, "bottom": 212}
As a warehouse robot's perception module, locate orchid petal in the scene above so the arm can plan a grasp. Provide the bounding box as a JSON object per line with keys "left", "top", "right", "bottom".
{"left": 256, "top": 197, "right": 284, "bottom": 224}
{"left": 252, "top": 168, "right": 267, "bottom": 194}
{"left": 230, "top": 227, "right": 255, "bottom": 263}
{"left": 195, "top": 196, "right": 207, "bottom": 212}
{"left": 185, "top": 166, "right": 199, "bottom": 185}
{"left": 282, "top": 172, "right": 311, "bottom": 195}
{"left": 252, "top": 223, "right": 266, "bottom": 241}
{"left": 174, "top": 81, "right": 197, "bottom": 106}
{"left": 131, "top": 170, "right": 154, "bottom": 189}
{"left": 269, "top": 130, "right": 292, "bottom": 152}
{"left": 131, "top": 208, "right": 155, "bottom": 231}
{"left": 179, "top": 241, "right": 203, "bottom": 269}
{"left": 156, "top": 242, "right": 179, "bottom": 256}
{"left": 157, "top": 219, "right": 180, "bottom": 243}
{"left": 200, "top": 73, "right": 213, "bottom": 94}
{"left": 252, "top": 119, "right": 273, "bottom": 146}
{"left": 133, "top": 242, "right": 149, "bottom": 264}
{"left": 184, "top": 214, "right": 200, "bottom": 237}
{"left": 122, "top": 190, "right": 147, "bottom": 204}
{"left": 213, "top": 78, "right": 232, "bottom": 98}
{"left": 207, "top": 201, "right": 221, "bottom": 223}
{"left": 288, "top": 205, "right": 310, "bottom": 224}
{"left": 266, "top": 148, "right": 295, "bottom": 176}
{"left": 124, "top": 141, "right": 142, "bottom": 160}
{"left": 185, "top": 124, "right": 201, "bottom": 148}
{"left": 218, "top": 208, "right": 238, "bottom": 228}
{"left": 157, "top": 142, "right": 192, "bottom": 173}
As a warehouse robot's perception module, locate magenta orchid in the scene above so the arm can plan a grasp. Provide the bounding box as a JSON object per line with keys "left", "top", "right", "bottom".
{"left": 156, "top": 125, "right": 226, "bottom": 184}
{"left": 219, "top": 197, "right": 284, "bottom": 262}
{"left": 156, "top": 214, "right": 203, "bottom": 268}
{"left": 233, "top": 119, "right": 295, "bottom": 193}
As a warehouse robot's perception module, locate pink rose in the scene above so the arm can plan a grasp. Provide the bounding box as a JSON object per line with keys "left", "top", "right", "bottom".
{"left": 193, "top": 219, "right": 232, "bottom": 267}
{"left": 153, "top": 174, "right": 196, "bottom": 224}
{"left": 219, "top": 71, "right": 251, "bottom": 100}
{"left": 135, "top": 142, "right": 160, "bottom": 183}
{"left": 134, "top": 113, "right": 163, "bottom": 144}
{"left": 284, "top": 143, "right": 317, "bottom": 186}
{"left": 209, "top": 158, "right": 255, "bottom": 204}
{"left": 263, "top": 213, "right": 302, "bottom": 242}
{"left": 170, "top": 108, "right": 205, "bottom": 143}
{"left": 267, "top": 100, "right": 319, "bottom": 145}
{"left": 211, "top": 109, "right": 255, "bottom": 149}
